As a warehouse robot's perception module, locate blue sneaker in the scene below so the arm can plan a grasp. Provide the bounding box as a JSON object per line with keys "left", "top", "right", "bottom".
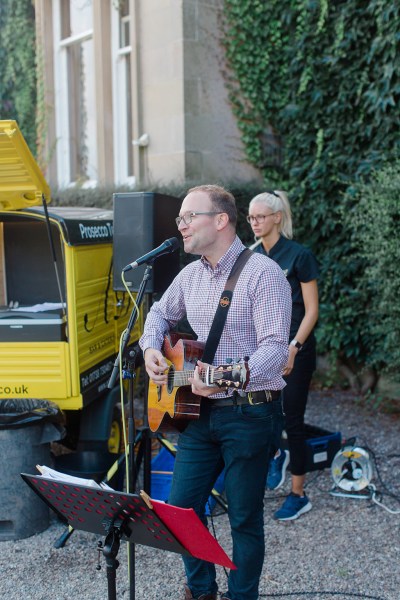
{"left": 274, "top": 492, "right": 312, "bottom": 521}
{"left": 266, "top": 449, "right": 289, "bottom": 490}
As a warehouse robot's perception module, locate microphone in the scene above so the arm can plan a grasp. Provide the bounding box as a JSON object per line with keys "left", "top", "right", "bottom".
{"left": 122, "top": 237, "right": 180, "bottom": 272}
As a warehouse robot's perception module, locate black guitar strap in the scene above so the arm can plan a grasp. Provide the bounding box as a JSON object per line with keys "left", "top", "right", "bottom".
{"left": 202, "top": 248, "right": 252, "bottom": 364}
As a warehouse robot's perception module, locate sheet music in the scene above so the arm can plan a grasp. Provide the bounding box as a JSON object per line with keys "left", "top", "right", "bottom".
{"left": 36, "top": 465, "right": 112, "bottom": 490}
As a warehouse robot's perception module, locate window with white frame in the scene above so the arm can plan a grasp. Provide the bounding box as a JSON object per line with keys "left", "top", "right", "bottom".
{"left": 53, "top": 0, "right": 97, "bottom": 187}
{"left": 111, "top": 0, "right": 134, "bottom": 185}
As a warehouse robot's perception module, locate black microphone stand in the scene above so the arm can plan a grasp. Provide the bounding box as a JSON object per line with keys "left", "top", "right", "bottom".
{"left": 107, "top": 262, "right": 153, "bottom": 600}
{"left": 99, "top": 519, "right": 124, "bottom": 600}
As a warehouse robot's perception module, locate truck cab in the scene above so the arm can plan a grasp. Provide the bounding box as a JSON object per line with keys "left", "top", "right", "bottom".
{"left": 0, "top": 120, "right": 142, "bottom": 461}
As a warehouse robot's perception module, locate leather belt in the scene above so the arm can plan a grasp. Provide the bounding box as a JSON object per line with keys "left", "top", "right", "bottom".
{"left": 211, "top": 390, "right": 281, "bottom": 407}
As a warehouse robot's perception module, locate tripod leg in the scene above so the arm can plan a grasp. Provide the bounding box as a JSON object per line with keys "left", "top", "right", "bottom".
{"left": 53, "top": 524, "right": 74, "bottom": 549}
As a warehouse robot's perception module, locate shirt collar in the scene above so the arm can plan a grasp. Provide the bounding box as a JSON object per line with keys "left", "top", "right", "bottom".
{"left": 258, "top": 234, "right": 284, "bottom": 257}
{"left": 201, "top": 236, "right": 246, "bottom": 275}
{"left": 268, "top": 235, "right": 285, "bottom": 257}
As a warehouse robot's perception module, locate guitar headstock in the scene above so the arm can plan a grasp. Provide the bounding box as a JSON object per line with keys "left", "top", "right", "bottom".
{"left": 205, "top": 359, "right": 250, "bottom": 390}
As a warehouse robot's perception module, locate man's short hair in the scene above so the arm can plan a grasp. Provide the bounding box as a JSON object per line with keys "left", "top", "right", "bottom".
{"left": 186, "top": 184, "right": 237, "bottom": 226}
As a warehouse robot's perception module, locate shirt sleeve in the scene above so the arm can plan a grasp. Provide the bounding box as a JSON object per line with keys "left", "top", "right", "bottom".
{"left": 295, "top": 247, "right": 319, "bottom": 283}
{"left": 246, "top": 262, "right": 292, "bottom": 389}
{"left": 138, "top": 270, "right": 187, "bottom": 353}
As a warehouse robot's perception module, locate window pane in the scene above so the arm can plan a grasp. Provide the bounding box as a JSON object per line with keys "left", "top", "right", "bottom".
{"left": 69, "top": 0, "right": 93, "bottom": 37}
{"left": 111, "top": 0, "right": 134, "bottom": 182}
{"left": 67, "top": 37, "right": 97, "bottom": 182}
{"left": 120, "top": 16, "right": 130, "bottom": 48}
{"left": 119, "top": 0, "right": 129, "bottom": 18}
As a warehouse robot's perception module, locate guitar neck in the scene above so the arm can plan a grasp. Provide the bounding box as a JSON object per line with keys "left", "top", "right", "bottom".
{"left": 169, "top": 365, "right": 240, "bottom": 389}
{"left": 171, "top": 369, "right": 201, "bottom": 387}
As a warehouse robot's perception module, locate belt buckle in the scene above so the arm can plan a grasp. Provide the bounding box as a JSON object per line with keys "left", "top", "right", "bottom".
{"left": 248, "top": 390, "right": 272, "bottom": 405}
{"left": 248, "top": 391, "right": 264, "bottom": 405}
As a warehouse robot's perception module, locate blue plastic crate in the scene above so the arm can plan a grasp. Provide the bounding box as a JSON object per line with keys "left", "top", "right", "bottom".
{"left": 150, "top": 446, "right": 175, "bottom": 502}
{"left": 304, "top": 424, "right": 342, "bottom": 472}
{"left": 151, "top": 445, "right": 176, "bottom": 472}
{"left": 281, "top": 424, "right": 342, "bottom": 473}
{"left": 151, "top": 446, "right": 225, "bottom": 515}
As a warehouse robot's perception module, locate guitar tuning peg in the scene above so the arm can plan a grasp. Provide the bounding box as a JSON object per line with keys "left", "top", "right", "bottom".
{"left": 225, "top": 357, "right": 233, "bottom": 363}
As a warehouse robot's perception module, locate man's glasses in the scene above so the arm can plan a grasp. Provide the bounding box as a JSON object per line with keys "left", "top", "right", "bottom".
{"left": 246, "top": 212, "right": 277, "bottom": 224}
{"left": 175, "top": 212, "right": 222, "bottom": 227}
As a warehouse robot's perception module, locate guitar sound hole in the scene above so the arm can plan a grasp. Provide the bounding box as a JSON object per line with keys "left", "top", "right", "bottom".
{"left": 167, "top": 365, "right": 174, "bottom": 394}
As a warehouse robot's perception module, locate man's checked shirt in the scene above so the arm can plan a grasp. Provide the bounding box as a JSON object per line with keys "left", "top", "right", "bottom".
{"left": 139, "top": 236, "right": 292, "bottom": 397}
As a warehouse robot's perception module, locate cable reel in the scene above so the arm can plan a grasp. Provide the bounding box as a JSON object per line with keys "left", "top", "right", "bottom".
{"left": 330, "top": 445, "right": 373, "bottom": 499}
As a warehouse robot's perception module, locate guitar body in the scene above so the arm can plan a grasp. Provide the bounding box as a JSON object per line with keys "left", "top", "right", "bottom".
{"left": 147, "top": 334, "right": 205, "bottom": 432}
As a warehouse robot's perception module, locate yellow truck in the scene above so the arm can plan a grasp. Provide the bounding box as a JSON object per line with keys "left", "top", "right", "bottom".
{"left": 0, "top": 120, "right": 142, "bottom": 464}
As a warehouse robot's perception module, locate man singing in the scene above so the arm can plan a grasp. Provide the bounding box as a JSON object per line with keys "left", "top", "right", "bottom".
{"left": 139, "top": 185, "right": 291, "bottom": 600}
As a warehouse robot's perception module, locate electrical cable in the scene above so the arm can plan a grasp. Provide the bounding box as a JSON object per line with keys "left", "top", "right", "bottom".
{"left": 115, "top": 270, "right": 142, "bottom": 596}
{"left": 360, "top": 442, "right": 400, "bottom": 505}
{"left": 259, "top": 592, "right": 386, "bottom": 599}
{"left": 328, "top": 434, "right": 400, "bottom": 511}
{"left": 118, "top": 270, "right": 141, "bottom": 492}
{"left": 369, "top": 483, "right": 400, "bottom": 514}
{"left": 259, "top": 439, "right": 396, "bottom": 599}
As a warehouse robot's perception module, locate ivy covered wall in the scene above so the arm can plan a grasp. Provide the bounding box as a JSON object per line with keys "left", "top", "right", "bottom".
{"left": 222, "top": 0, "right": 400, "bottom": 392}
{"left": 0, "top": 0, "right": 37, "bottom": 151}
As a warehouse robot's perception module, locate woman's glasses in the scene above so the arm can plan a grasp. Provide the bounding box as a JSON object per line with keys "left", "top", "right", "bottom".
{"left": 246, "top": 212, "right": 277, "bottom": 224}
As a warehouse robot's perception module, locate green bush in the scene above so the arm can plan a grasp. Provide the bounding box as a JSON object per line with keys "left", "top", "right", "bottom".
{"left": 348, "top": 161, "right": 400, "bottom": 378}
{"left": 221, "top": 0, "right": 400, "bottom": 391}
{"left": 0, "top": 0, "right": 37, "bottom": 151}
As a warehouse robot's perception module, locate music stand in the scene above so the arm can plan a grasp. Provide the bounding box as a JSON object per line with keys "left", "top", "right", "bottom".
{"left": 21, "top": 474, "right": 235, "bottom": 599}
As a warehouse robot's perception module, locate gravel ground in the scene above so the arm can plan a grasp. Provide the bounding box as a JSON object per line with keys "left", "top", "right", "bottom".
{"left": 0, "top": 389, "right": 399, "bottom": 600}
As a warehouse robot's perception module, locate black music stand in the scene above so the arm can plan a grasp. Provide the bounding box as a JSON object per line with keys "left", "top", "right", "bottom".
{"left": 53, "top": 430, "right": 228, "bottom": 550}
{"left": 21, "top": 474, "right": 235, "bottom": 600}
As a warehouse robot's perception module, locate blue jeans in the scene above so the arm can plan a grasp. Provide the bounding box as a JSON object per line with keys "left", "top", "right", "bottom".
{"left": 168, "top": 398, "right": 284, "bottom": 600}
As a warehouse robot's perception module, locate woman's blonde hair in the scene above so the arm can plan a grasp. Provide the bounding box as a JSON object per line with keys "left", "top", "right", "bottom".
{"left": 249, "top": 190, "right": 293, "bottom": 239}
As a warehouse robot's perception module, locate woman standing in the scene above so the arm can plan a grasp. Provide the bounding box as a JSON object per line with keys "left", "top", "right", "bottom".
{"left": 247, "top": 190, "right": 319, "bottom": 520}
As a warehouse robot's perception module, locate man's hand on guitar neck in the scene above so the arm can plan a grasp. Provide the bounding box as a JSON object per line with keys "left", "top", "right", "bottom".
{"left": 189, "top": 360, "right": 222, "bottom": 398}
{"left": 143, "top": 348, "right": 169, "bottom": 385}
{"left": 144, "top": 348, "right": 227, "bottom": 397}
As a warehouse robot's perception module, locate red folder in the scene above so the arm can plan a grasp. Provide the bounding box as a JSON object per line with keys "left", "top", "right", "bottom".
{"left": 151, "top": 499, "right": 235, "bottom": 569}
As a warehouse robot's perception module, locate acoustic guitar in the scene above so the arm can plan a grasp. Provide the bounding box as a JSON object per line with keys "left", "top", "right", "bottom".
{"left": 147, "top": 334, "right": 249, "bottom": 432}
